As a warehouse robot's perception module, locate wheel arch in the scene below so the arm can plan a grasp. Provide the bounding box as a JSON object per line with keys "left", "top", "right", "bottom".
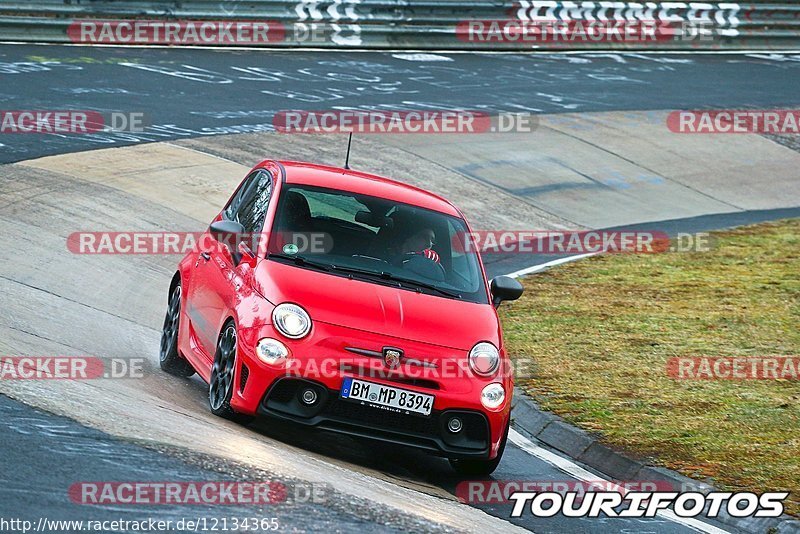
{"left": 218, "top": 316, "right": 237, "bottom": 341}
{"left": 168, "top": 271, "right": 181, "bottom": 301}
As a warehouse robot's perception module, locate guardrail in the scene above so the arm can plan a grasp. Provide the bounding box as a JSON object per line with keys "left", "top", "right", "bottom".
{"left": 1, "top": 1, "right": 798, "bottom": 50}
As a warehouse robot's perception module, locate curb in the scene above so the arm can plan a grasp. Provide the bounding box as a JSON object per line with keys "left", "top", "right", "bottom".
{"left": 510, "top": 387, "right": 800, "bottom": 534}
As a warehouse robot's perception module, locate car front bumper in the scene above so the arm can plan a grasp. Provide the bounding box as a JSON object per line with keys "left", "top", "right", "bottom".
{"left": 230, "top": 322, "right": 512, "bottom": 459}
{"left": 257, "top": 377, "right": 494, "bottom": 458}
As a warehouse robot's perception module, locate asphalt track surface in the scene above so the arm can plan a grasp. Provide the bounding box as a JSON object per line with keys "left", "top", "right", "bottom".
{"left": 0, "top": 395, "right": 398, "bottom": 533}
{"left": 2, "top": 45, "right": 800, "bottom": 163}
{"left": 2, "top": 44, "right": 800, "bottom": 533}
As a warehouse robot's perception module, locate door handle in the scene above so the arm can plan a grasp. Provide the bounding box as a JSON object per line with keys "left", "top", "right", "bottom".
{"left": 195, "top": 251, "right": 211, "bottom": 267}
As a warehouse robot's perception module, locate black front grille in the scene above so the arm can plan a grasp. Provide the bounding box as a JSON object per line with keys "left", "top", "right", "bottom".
{"left": 324, "top": 397, "right": 440, "bottom": 436}
{"left": 267, "top": 377, "right": 297, "bottom": 403}
{"left": 260, "top": 378, "right": 490, "bottom": 455}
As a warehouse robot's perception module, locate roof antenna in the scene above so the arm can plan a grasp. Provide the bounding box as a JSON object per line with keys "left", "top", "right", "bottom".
{"left": 344, "top": 132, "right": 353, "bottom": 170}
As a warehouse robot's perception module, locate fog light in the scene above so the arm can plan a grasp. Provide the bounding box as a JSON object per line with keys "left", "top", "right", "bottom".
{"left": 256, "top": 337, "right": 288, "bottom": 365}
{"left": 447, "top": 417, "right": 463, "bottom": 433}
{"left": 300, "top": 388, "right": 318, "bottom": 405}
{"left": 481, "top": 383, "right": 505, "bottom": 410}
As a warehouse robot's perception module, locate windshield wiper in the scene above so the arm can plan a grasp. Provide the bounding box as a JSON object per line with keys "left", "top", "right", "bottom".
{"left": 318, "top": 264, "right": 461, "bottom": 298}
{"left": 330, "top": 264, "right": 392, "bottom": 279}
{"left": 268, "top": 254, "right": 462, "bottom": 299}
{"left": 380, "top": 273, "right": 462, "bottom": 299}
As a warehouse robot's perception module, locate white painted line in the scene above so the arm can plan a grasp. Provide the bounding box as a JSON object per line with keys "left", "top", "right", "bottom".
{"left": 509, "top": 428, "right": 730, "bottom": 534}
{"left": 392, "top": 53, "right": 454, "bottom": 61}
{"left": 505, "top": 252, "right": 598, "bottom": 279}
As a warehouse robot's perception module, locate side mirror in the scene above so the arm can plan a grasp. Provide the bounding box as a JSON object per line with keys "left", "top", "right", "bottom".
{"left": 490, "top": 276, "right": 524, "bottom": 308}
{"left": 209, "top": 220, "right": 246, "bottom": 264}
{"left": 210, "top": 219, "right": 245, "bottom": 247}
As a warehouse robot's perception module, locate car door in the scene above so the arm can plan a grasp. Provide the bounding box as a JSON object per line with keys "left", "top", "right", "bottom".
{"left": 191, "top": 169, "right": 274, "bottom": 363}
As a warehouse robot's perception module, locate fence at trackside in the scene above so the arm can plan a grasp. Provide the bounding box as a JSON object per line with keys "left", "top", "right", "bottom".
{"left": 0, "top": 1, "right": 798, "bottom": 50}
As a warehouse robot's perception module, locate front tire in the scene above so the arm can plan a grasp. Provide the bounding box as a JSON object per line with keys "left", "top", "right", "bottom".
{"left": 209, "top": 322, "right": 253, "bottom": 425}
{"left": 159, "top": 284, "right": 195, "bottom": 377}
{"left": 449, "top": 419, "right": 509, "bottom": 476}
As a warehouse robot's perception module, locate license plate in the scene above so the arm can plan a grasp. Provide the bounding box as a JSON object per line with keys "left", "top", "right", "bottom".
{"left": 340, "top": 377, "right": 434, "bottom": 416}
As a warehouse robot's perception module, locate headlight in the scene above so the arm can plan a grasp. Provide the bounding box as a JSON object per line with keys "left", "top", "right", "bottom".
{"left": 256, "top": 338, "right": 288, "bottom": 365}
{"left": 481, "top": 383, "right": 505, "bottom": 410}
{"left": 469, "top": 342, "right": 500, "bottom": 376}
{"left": 272, "top": 303, "right": 311, "bottom": 339}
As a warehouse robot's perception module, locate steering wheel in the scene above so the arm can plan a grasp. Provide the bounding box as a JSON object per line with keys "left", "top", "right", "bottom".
{"left": 403, "top": 254, "right": 446, "bottom": 281}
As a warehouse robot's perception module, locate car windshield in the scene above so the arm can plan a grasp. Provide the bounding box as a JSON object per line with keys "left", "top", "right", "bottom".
{"left": 267, "top": 184, "right": 488, "bottom": 304}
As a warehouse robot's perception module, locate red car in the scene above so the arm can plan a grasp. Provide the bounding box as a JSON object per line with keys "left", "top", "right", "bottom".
{"left": 159, "top": 160, "right": 524, "bottom": 474}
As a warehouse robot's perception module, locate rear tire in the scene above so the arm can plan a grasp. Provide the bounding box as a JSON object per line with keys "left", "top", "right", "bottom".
{"left": 209, "top": 322, "right": 253, "bottom": 425}
{"left": 159, "top": 284, "right": 195, "bottom": 377}
{"left": 449, "top": 419, "right": 509, "bottom": 476}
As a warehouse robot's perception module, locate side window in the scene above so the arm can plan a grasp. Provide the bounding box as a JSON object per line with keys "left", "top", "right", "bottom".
{"left": 224, "top": 171, "right": 259, "bottom": 221}
{"left": 231, "top": 170, "right": 273, "bottom": 234}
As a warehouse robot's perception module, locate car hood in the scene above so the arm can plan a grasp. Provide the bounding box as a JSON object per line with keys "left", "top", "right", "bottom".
{"left": 255, "top": 260, "right": 498, "bottom": 351}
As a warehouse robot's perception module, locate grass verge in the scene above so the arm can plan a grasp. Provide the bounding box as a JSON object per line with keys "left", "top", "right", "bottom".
{"left": 502, "top": 219, "right": 799, "bottom": 515}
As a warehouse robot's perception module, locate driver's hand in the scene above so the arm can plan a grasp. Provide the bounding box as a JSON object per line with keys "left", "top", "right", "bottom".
{"left": 421, "top": 248, "right": 440, "bottom": 263}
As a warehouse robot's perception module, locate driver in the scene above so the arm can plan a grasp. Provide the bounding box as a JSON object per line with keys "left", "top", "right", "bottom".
{"left": 400, "top": 227, "right": 440, "bottom": 264}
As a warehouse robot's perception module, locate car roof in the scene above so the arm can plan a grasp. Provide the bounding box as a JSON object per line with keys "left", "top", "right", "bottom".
{"left": 273, "top": 160, "right": 462, "bottom": 217}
